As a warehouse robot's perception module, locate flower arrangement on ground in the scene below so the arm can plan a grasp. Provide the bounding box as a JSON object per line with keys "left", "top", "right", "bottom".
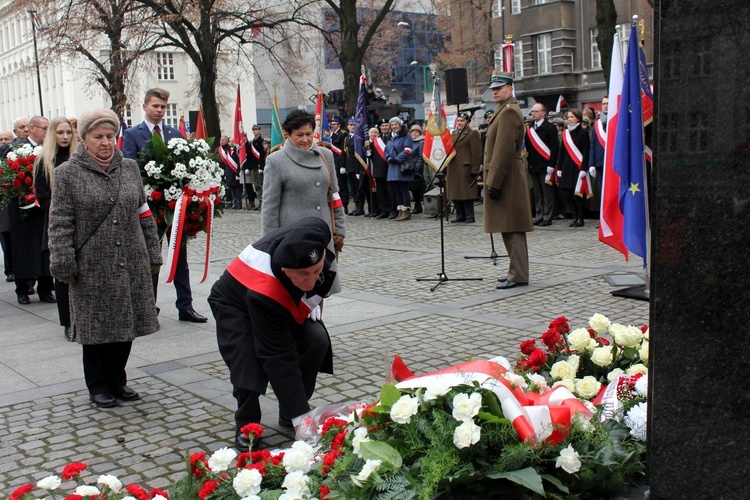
{"left": 136, "top": 134, "right": 225, "bottom": 241}
{"left": 0, "top": 143, "right": 42, "bottom": 215}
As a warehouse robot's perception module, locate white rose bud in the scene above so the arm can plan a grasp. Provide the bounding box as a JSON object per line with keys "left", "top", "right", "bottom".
{"left": 552, "top": 379, "right": 576, "bottom": 393}
{"left": 607, "top": 368, "right": 625, "bottom": 382}
{"left": 611, "top": 324, "right": 643, "bottom": 348}
{"left": 591, "top": 346, "right": 614, "bottom": 367}
{"left": 626, "top": 364, "right": 648, "bottom": 376}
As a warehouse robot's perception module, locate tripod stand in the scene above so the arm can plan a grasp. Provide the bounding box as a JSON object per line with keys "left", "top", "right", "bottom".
{"left": 417, "top": 172, "right": 483, "bottom": 291}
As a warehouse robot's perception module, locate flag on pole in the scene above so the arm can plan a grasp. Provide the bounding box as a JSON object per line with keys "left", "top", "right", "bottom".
{"left": 270, "top": 94, "right": 284, "bottom": 152}
{"left": 178, "top": 116, "right": 187, "bottom": 138}
{"left": 313, "top": 90, "right": 328, "bottom": 144}
{"left": 195, "top": 106, "right": 208, "bottom": 140}
{"left": 638, "top": 46, "right": 654, "bottom": 126}
{"left": 422, "top": 74, "right": 455, "bottom": 172}
{"left": 555, "top": 95, "right": 568, "bottom": 113}
{"left": 117, "top": 122, "right": 127, "bottom": 150}
{"left": 599, "top": 32, "right": 628, "bottom": 259}
{"left": 354, "top": 74, "right": 368, "bottom": 169}
{"left": 611, "top": 25, "right": 649, "bottom": 266}
{"left": 233, "top": 86, "right": 246, "bottom": 166}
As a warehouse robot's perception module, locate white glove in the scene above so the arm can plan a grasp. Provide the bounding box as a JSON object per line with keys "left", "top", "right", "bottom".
{"left": 578, "top": 170, "right": 586, "bottom": 180}
{"left": 307, "top": 305, "right": 321, "bottom": 321}
{"left": 340, "top": 167, "right": 346, "bottom": 174}
{"left": 245, "top": 169, "right": 251, "bottom": 175}
{"left": 556, "top": 170, "right": 562, "bottom": 178}
{"left": 259, "top": 169, "right": 263, "bottom": 174}
{"left": 355, "top": 174, "right": 360, "bottom": 180}
{"left": 546, "top": 166, "right": 553, "bottom": 174}
{"left": 588, "top": 166, "right": 597, "bottom": 177}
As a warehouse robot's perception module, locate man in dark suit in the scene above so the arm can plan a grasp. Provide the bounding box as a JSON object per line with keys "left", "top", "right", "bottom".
{"left": 219, "top": 136, "right": 242, "bottom": 209}
{"left": 122, "top": 88, "right": 207, "bottom": 323}
{"left": 525, "top": 103, "right": 559, "bottom": 227}
{"left": 243, "top": 124, "right": 265, "bottom": 211}
{"left": 329, "top": 116, "right": 348, "bottom": 214}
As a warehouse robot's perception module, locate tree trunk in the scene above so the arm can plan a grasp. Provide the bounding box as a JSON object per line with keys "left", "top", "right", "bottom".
{"left": 596, "top": 0, "right": 617, "bottom": 89}
{"left": 338, "top": 0, "right": 362, "bottom": 117}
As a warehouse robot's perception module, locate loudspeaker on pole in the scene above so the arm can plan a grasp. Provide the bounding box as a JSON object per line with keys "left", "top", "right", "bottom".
{"left": 444, "top": 68, "right": 469, "bottom": 106}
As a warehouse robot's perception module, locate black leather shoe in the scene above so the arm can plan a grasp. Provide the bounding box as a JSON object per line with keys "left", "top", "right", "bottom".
{"left": 464, "top": 217, "right": 475, "bottom": 224}
{"left": 412, "top": 204, "right": 423, "bottom": 214}
{"left": 376, "top": 212, "right": 389, "bottom": 219}
{"left": 497, "top": 277, "right": 508, "bottom": 283}
{"left": 450, "top": 217, "right": 466, "bottom": 223}
{"left": 178, "top": 309, "right": 208, "bottom": 323}
{"left": 111, "top": 385, "right": 140, "bottom": 401}
{"left": 533, "top": 219, "right": 542, "bottom": 226}
{"left": 574, "top": 219, "right": 584, "bottom": 227}
{"left": 90, "top": 393, "right": 117, "bottom": 408}
{"left": 278, "top": 417, "right": 294, "bottom": 429}
{"left": 17, "top": 294, "right": 30, "bottom": 305}
{"left": 235, "top": 432, "right": 262, "bottom": 452}
{"left": 350, "top": 209, "right": 364, "bottom": 216}
{"left": 63, "top": 326, "right": 76, "bottom": 342}
{"left": 28, "top": 286, "right": 35, "bottom": 295}
{"left": 496, "top": 280, "right": 528, "bottom": 290}
{"left": 5, "top": 274, "right": 13, "bottom": 282}
{"left": 40, "top": 293, "right": 57, "bottom": 303}
{"left": 539, "top": 220, "right": 552, "bottom": 227}
{"left": 388, "top": 211, "right": 399, "bottom": 219}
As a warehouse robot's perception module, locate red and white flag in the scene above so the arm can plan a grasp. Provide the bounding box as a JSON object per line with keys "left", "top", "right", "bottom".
{"left": 555, "top": 95, "right": 568, "bottom": 113}
{"left": 598, "top": 33, "right": 628, "bottom": 259}
{"left": 233, "top": 86, "right": 246, "bottom": 166}
{"left": 117, "top": 122, "right": 127, "bottom": 150}
{"left": 423, "top": 76, "right": 455, "bottom": 171}
{"left": 178, "top": 116, "right": 187, "bottom": 137}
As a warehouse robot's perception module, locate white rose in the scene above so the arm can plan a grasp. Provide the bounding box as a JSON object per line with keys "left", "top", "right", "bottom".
{"left": 639, "top": 341, "right": 649, "bottom": 363}
{"left": 97, "top": 474, "right": 123, "bottom": 493}
{"left": 422, "top": 378, "right": 454, "bottom": 401}
{"left": 611, "top": 324, "right": 643, "bottom": 348}
{"left": 208, "top": 447, "right": 237, "bottom": 472}
{"left": 627, "top": 364, "right": 648, "bottom": 376}
{"left": 566, "top": 354, "right": 580, "bottom": 372}
{"left": 550, "top": 360, "right": 577, "bottom": 380}
{"left": 233, "top": 468, "right": 263, "bottom": 498}
{"left": 390, "top": 394, "right": 420, "bottom": 424}
{"left": 503, "top": 372, "right": 528, "bottom": 389}
{"left": 643, "top": 327, "right": 649, "bottom": 339}
{"left": 568, "top": 328, "right": 592, "bottom": 351}
{"left": 588, "top": 313, "right": 611, "bottom": 334}
{"left": 585, "top": 338, "right": 600, "bottom": 351}
{"left": 74, "top": 485, "right": 101, "bottom": 496}
{"left": 355, "top": 459, "right": 382, "bottom": 481}
{"left": 591, "top": 346, "right": 614, "bottom": 367}
{"left": 552, "top": 379, "right": 576, "bottom": 393}
{"left": 452, "top": 392, "right": 482, "bottom": 422}
{"left": 36, "top": 475, "right": 62, "bottom": 490}
{"left": 607, "top": 368, "right": 625, "bottom": 382}
{"left": 453, "top": 420, "right": 482, "bottom": 449}
{"left": 555, "top": 444, "right": 582, "bottom": 474}
{"left": 575, "top": 376, "right": 602, "bottom": 399}
{"left": 351, "top": 426, "right": 370, "bottom": 458}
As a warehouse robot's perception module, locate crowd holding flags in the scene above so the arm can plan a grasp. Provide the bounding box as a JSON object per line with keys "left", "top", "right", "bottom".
{"left": 599, "top": 23, "right": 651, "bottom": 266}
{"left": 422, "top": 73, "right": 455, "bottom": 172}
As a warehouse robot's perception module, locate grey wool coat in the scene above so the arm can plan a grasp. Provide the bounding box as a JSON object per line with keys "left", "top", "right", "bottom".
{"left": 48, "top": 148, "right": 162, "bottom": 344}
{"left": 261, "top": 139, "right": 346, "bottom": 294}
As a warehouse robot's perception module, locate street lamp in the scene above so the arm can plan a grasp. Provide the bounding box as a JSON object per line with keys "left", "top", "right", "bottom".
{"left": 27, "top": 9, "right": 44, "bottom": 116}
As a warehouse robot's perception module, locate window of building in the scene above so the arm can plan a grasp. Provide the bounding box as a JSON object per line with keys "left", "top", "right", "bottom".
{"left": 663, "top": 48, "right": 680, "bottom": 79}
{"left": 688, "top": 111, "right": 708, "bottom": 153}
{"left": 124, "top": 105, "right": 133, "bottom": 128}
{"left": 514, "top": 40, "right": 523, "bottom": 78}
{"left": 164, "top": 103, "right": 179, "bottom": 128}
{"left": 617, "top": 25, "right": 630, "bottom": 58}
{"left": 590, "top": 28, "right": 601, "bottom": 69}
{"left": 511, "top": 0, "right": 520, "bottom": 15}
{"left": 693, "top": 39, "right": 711, "bottom": 76}
{"left": 492, "top": 0, "right": 502, "bottom": 18}
{"left": 156, "top": 52, "right": 174, "bottom": 81}
{"left": 494, "top": 48, "right": 503, "bottom": 70}
{"left": 537, "top": 33, "right": 552, "bottom": 74}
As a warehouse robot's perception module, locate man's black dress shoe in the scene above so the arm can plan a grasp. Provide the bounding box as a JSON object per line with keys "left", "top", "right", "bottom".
{"left": 5, "top": 274, "right": 13, "bottom": 282}
{"left": 450, "top": 217, "right": 466, "bottom": 223}
{"left": 388, "top": 211, "right": 399, "bottom": 219}
{"left": 278, "top": 417, "right": 294, "bottom": 429}
{"left": 63, "top": 326, "right": 76, "bottom": 342}
{"left": 539, "top": 220, "right": 552, "bottom": 227}
{"left": 497, "top": 277, "right": 508, "bottom": 283}
{"left": 40, "top": 293, "right": 57, "bottom": 303}
{"left": 17, "top": 294, "right": 30, "bottom": 305}
{"left": 178, "top": 309, "right": 208, "bottom": 323}
{"left": 376, "top": 212, "right": 389, "bottom": 219}
{"left": 496, "top": 280, "right": 528, "bottom": 290}
{"left": 111, "top": 385, "right": 140, "bottom": 401}
{"left": 235, "top": 432, "right": 262, "bottom": 452}
{"left": 90, "top": 393, "right": 117, "bottom": 408}
{"left": 533, "top": 219, "right": 542, "bottom": 226}
{"left": 28, "top": 286, "right": 35, "bottom": 295}
{"left": 464, "top": 217, "right": 475, "bottom": 224}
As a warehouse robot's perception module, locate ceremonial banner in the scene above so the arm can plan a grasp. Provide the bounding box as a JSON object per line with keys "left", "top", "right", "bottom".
{"left": 178, "top": 116, "right": 187, "bottom": 138}
{"left": 195, "top": 107, "right": 208, "bottom": 140}
{"left": 354, "top": 74, "right": 368, "bottom": 169}
{"left": 555, "top": 95, "right": 568, "bottom": 113}
{"left": 233, "top": 85, "right": 246, "bottom": 166}
{"left": 422, "top": 75, "right": 455, "bottom": 171}
{"left": 313, "top": 90, "right": 325, "bottom": 143}
{"left": 117, "top": 122, "right": 127, "bottom": 151}
{"left": 270, "top": 94, "right": 284, "bottom": 152}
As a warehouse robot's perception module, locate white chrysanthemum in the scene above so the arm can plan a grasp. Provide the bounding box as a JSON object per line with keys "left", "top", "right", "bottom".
{"left": 555, "top": 444, "right": 582, "bottom": 473}
{"left": 356, "top": 459, "right": 382, "bottom": 481}
{"left": 503, "top": 372, "right": 528, "bottom": 389}
{"left": 390, "top": 394, "right": 420, "bottom": 424}
{"left": 6, "top": 151, "right": 18, "bottom": 161}
{"left": 422, "top": 378, "right": 454, "bottom": 401}
{"left": 634, "top": 375, "right": 648, "bottom": 396}
{"left": 74, "top": 485, "right": 101, "bottom": 496}
{"left": 351, "top": 426, "right": 370, "bottom": 458}
{"left": 36, "top": 475, "right": 62, "bottom": 490}
{"left": 233, "top": 468, "right": 263, "bottom": 497}
{"left": 453, "top": 419, "right": 481, "bottom": 449}
{"left": 624, "top": 402, "right": 648, "bottom": 441}
{"left": 97, "top": 474, "right": 122, "bottom": 493}
{"left": 281, "top": 470, "right": 311, "bottom": 497}
{"left": 167, "top": 137, "right": 188, "bottom": 149}
{"left": 452, "top": 392, "right": 482, "bottom": 422}
{"left": 208, "top": 447, "right": 237, "bottom": 472}
{"left": 588, "top": 313, "right": 611, "bottom": 334}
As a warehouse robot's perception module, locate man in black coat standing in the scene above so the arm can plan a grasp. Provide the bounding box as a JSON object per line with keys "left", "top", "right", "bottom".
{"left": 525, "top": 103, "right": 559, "bottom": 227}
{"left": 243, "top": 124, "right": 266, "bottom": 210}
{"left": 122, "top": 87, "right": 207, "bottom": 323}
{"left": 329, "top": 116, "right": 349, "bottom": 214}
{"left": 208, "top": 217, "right": 335, "bottom": 451}
{"left": 219, "top": 136, "right": 242, "bottom": 209}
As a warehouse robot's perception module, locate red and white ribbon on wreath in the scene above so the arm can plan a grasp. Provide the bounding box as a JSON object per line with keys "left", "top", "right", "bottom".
{"left": 164, "top": 185, "right": 219, "bottom": 285}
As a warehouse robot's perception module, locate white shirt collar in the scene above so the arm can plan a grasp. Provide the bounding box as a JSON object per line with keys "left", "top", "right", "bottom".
{"left": 144, "top": 120, "right": 162, "bottom": 132}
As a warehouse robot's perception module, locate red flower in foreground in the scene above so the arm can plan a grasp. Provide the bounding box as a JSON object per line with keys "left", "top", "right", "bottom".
{"left": 236, "top": 451, "right": 252, "bottom": 468}
{"left": 189, "top": 452, "right": 209, "bottom": 478}
{"left": 125, "top": 484, "right": 149, "bottom": 500}
{"left": 240, "top": 422, "right": 264, "bottom": 439}
{"left": 597, "top": 337, "right": 611, "bottom": 346}
{"left": 198, "top": 480, "right": 218, "bottom": 500}
{"left": 246, "top": 462, "right": 266, "bottom": 476}
{"left": 12, "top": 178, "right": 21, "bottom": 188}
{"left": 321, "top": 417, "right": 348, "bottom": 436}
{"left": 548, "top": 316, "right": 570, "bottom": 334}
{"left": 63, "top": 495, "right": 83, "bottom": 500}
{"left": 251, "top": 450, "right": 271, "bottom": 463}
{"left": 541, "top": 329, "right": 561, "bottom": 350}
{"left": 10, "top": 483, "right": 34, "bottom": 500}
{"left": 150, "top": 190, "right": 163, "bottom": 201}
{"left": 270, "top": 452, "right": 284, "bottom": 466}
{"left": 320, "top": 485, "right": 331, "bottom": 499}
{"left": 61, "top": 462, "right": 87, "bottom": 480}
{"left": 321, "top": 449, "right": 342, "bottom": 474}
{"left": 641, "top": 325, "right": 649, "bottom": 333}
{"left": 519, "top": 339, "right": 536, "bottom": 355}
{"left": 150, "top": 488, "right": 169, "bottom": 498}
{"left": 525, "top": 349, "right": 547, "bottom": 371}
{"left": 330, "top": 430, "right": 347, "bottom": 451}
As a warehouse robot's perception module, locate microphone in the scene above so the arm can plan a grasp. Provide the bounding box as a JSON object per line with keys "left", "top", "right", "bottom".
{"left": 458, "top": 103, "right": 486, "bottom": 113}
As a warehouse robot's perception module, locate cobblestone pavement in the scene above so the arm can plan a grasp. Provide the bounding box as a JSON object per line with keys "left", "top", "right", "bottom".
{"left": 0, "top": 204, "right": 649, "bottom": 493}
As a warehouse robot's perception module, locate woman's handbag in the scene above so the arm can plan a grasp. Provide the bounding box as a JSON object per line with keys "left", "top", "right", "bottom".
{"left": 400, "top": 158, "right": 415, "bottom": 173}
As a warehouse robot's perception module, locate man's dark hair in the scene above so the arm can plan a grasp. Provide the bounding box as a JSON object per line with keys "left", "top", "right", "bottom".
{"left": 282, "top": 109, "right": 315, "bottom": 134}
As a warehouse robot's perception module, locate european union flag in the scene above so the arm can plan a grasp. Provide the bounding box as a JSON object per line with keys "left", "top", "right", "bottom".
{"left": 612, "top": 25, "right": 648, "bottom": 266}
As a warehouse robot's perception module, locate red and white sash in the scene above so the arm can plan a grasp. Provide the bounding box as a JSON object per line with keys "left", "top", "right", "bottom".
{"left": 138, "top": 202, "right": 153, "bottom": 219}
{"left": 595, "top": 120, "right": 606, "bottom": 149}
{"left": 526, "top": 125, "right": 551, "bottom": 161}
{"left": 373, "top": 137, "right": 387, "bottom": 161}
{"left": 562, "top": 129, "right": 583, "bottom": 168}
{"left": 563, "top": 129, "right": 592, "bottom": 198}
{"left": 218, "top": 147, "right": 238, "bottom": 173}
{"left": 250, "top": 143, "right": 261, "bottom": 160}
{"left": 227, "top": 244, "right": 323, "bottom": 324}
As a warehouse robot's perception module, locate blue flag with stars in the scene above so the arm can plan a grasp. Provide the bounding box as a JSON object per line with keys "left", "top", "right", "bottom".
{"left": 612, "top": 25, "right": 648, "bottom": 266}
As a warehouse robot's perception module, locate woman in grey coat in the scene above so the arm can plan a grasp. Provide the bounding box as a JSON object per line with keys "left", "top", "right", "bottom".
{"left": 48, "top": 109, "right": 162, "bottom": 408}
{"left": 261, "top": 110, "right": 346, "bottom": 294}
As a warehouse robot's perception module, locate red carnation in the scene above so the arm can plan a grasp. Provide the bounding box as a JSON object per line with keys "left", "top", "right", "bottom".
{"left": 525, "top": 349, "right": 547, "bottom": 371}
{"left": 541, "top": 329, "right": 560, "bottom": 350}
{"left": 237, "top": 451, "right": 252, "bottom": 468}
{"left": 24, "top": 193, "right": 36, "bottom": 204}
{"left": 150, "top": 488, "right": 169, "bottom": 498}
{"left": 2, "top": 183, "right": 8, "bottom": 189}
{"left": 251, "top": 449, "right": 271, "bottom": 463}
{"left": 10, "top": 483, "right": 34, "bottom": 500}
{"left": 641, "top": 325, "right": 649, "bottom": 333}
{"left": 64, "top": 496, "right": 84, "bottom": 500}
{"left": 150, "top": 190, "right": 163, "bottom": 201}
{"left": 10, "top": 162, "right": 19, "bottom": 170}
{"left": 330, "top": 430, "right": 347, "bottom": 450}
{"left": 24, "top": 176, "right": 32, "bottom": 186}
{"left": 188, "top": 212, "right": 200, "bottom": 220}
{"left": 270, "top": 452, "right": 284, "bottom": 466}
{"left": 154, "top": 218, "right": 162, "bottom": 226}
{"left": 240, "top": 422, "right": 264, "bottom": 439}
{"left": 27, "top": 164, "right": 34, "bottom": 171}
{"left": 320, "top": 485, "right": 331, "bottom": 499}
{"left": 321, "top": 417, "right": 348, "bottom": 436}
{"left": 321, "top": 448, "right": 342, "bottom": 474}
{"left": 12, "top": 178, "right": 22, "bottom": 188}
{"left": 587, "top": 328, "right": 597, "bottom": 338}
{"left": 198, "top": 480, "right": 218, "bottom": 500}
{"left": 519, "top": 339, "right": 536, "bottom": 355}
{"left": 61, "top": 462, "right": 87, "bottom": 480}
{"left": 246, "top": 462, "right": 266, "bottom": 476}
{"left": 189, "top": 451, "right": 209, "bottom": 478}
{"left": 125, "top": 485, "right": 149, "bottom": 500}
{"left": 168, "top": 200, "right": 177, "bottom": 210}
{"left": 597, "top": 337, "right": 611, "bottom": 346}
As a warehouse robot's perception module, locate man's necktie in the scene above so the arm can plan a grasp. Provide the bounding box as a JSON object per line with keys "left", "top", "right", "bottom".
{"left": 154, "top": 125, "right": 162, "bottom": 138}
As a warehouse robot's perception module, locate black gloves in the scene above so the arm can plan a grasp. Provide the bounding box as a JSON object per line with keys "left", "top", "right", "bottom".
{"left": 487, "top": 186, "right": 500, "bottom": 200}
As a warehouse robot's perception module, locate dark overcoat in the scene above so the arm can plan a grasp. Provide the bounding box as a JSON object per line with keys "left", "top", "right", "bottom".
{"left": 482, "top": 97, "right": 534, "bottom": 234}
{"left": 48, "top": 149, "right": 162, "bottom": 344}
{"left": 557, "top": 125, "right": 591, "bottom": 191}
{"left": 446, "top": 127, "right": 482, "bottom": 200}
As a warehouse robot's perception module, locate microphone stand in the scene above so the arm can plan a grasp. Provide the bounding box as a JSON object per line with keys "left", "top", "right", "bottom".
{"left": 464, "top": 169, "right": 506, "bottom": 264}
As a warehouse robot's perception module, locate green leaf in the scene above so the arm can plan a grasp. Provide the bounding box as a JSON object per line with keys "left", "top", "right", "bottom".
{"left": 486, "top": 467, "right": 546, "bottom": 496}
{"left": 360, "top": 440, "right": 403, "bottom": 469}
{"left": 152, "top": 132, "right": 169, "bottom": 161}
{"left": 485, "top": 392, "right": 504, "bottom": 418}
{"left": 540, "top": 473, "right": 570, "bottom": 494}
{"left": 380, "top": 384, "right": 401, "bottom": 407}
{"left": 477, "top": 411, "right": 509, "bottom": 425}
